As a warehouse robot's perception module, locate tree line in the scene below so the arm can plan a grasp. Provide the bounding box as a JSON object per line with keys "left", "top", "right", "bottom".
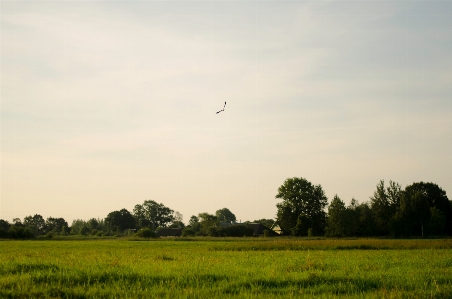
{"left": 276, "top": 178, "right": 452, "bottom": 237}
{"left": 0, "top": 199, "right": 272, "bottom": 239}
{"left": 1, "top": 178, "right": 450, "bottom": 239}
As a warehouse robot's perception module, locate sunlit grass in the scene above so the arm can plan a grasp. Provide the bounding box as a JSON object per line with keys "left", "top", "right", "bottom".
{"left": 1, "top": 238, "right": 451, "bottom": 298}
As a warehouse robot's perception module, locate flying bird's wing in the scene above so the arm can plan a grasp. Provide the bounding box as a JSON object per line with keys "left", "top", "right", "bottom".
{"left": 215, "top": 102, "right": 226, "bottom": 114}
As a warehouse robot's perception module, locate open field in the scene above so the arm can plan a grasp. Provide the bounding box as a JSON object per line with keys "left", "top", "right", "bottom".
{"left": 1, "top": 238, "right": 452, "bottom": 298}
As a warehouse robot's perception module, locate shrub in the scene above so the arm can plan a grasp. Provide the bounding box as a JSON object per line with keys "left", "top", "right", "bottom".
{"left": 182, "top": 227, "right": 195, "bottom": 237}
{"left": 0, "top": 228, "right": 8, "bottom": 239}
{"left": 43, "top": 232, "right": 54, "bottom": 239}
{"left": 91, "top": 229, "right": 98, "bottom": 236}
{"left": 96, "top": 231, "right": 103, "bottom": 237}
{"left": 135, "top": 228, "right": 159, "bottom": 239}
{"left": 208, "top": 227, "right": 219, "bottom": 237}
{"left": 79, "top": 225, "right": 90, "bottom": 236}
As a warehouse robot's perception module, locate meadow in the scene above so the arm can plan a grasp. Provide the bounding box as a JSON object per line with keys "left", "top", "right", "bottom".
{"left": 1, "top": 238, "right": 451, "bottom": 298}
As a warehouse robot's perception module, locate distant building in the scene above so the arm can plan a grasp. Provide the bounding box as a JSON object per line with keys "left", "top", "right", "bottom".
{"left": 219, "top": 222, "right": 279, "bottom": 236}
{"left": 156, "top": 228, "right": 182, "bottom": 237}
{"left": 270, "top": 223, "right": 282, "bottom": 235}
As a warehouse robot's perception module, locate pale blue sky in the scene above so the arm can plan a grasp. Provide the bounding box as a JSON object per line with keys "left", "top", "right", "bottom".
{"left": 1, "top": 1, "right": 451, "bottom": 224}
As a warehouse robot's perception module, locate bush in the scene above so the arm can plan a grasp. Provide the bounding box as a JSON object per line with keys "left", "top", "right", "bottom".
{"left": 43, "top": 232, "right": 54, "bottom": 239}
{"left": 208, "top": 227, "right": 219, "bottom": 237}
{"left": 91, "top": 229, "right": 98, "bottom": 236}
{"left": 182, "top": 227, "right": 195, "bottom": 237}
{"left": 135, "top": 228, "right": 159, "bottom": 239}
{"left": 79, "top": 225, "right": 90, "bottom": 236}
{"left": 0, "top": 228, "right": 9, "bottom": 239}
{"left": 96, "top": 231, "right": 103, "bottom": 237}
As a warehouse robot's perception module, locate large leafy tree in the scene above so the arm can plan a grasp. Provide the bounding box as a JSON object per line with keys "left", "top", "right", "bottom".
{"left": 23, "top": 214, "right": 46, "bottom": 237}
{"left": 215, "top": 208, "right": 236, "bottom": 223}
{"left": 45, "top": 217, "right": 68, "bottom": 234}
{"left": 404, "top": 182, "right": 452, "bottom": 235}
{"left": 325, "top": 195, "right": 348, "bottom": 237}
{"left": 369, "top": 180, "right": 402, "bottom": 235}
{"left": 275, "top": 177, "right": 328, "bottom": 236}
{"left": 105, "top": 209, "right": 136, "bottom": 232}
{"left": 198, "top": 213, "right": 218, "bottom": 235}
{"left": 133, "top": 200, "right": 174, "bottom": 230}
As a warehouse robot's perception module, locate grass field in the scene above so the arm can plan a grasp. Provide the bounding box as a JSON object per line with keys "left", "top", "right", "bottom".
{"left": 1, "top": 238, "right": 451, "bottom": 298}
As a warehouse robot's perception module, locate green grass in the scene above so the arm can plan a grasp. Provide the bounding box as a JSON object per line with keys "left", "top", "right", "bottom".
{"left": 1, "top": 238, "right": 451, "bottom": 298}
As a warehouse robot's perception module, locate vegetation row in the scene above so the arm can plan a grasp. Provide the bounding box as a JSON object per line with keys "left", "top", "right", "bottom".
{"left": 1, "top": 178, "right": 451, "bottom": 239}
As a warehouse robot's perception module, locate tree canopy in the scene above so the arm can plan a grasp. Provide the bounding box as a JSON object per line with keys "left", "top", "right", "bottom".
{"left": 133, "top": 200, "right": 174, "bottom": 230}
{"left": 275, "top": 177, "right": 328, "bottom": 236}
{"left": 215, "top": 208, "right": 236, "bottom": 223}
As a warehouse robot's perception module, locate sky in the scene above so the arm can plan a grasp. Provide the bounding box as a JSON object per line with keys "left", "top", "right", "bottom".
{"left": 1, "top": 0, "right": 451, "bottom": 225}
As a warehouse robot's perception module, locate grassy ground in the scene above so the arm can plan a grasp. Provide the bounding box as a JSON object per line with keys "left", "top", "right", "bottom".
{"left": 1, "top": 238, "right": 451, "bottom": 298}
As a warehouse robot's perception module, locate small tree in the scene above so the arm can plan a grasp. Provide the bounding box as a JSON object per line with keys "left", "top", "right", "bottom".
{"left": 198, "top": 213, "right": 218, "bottom": 235}
{"left": 325, "top": 195, "right": 347, "bottom": 237}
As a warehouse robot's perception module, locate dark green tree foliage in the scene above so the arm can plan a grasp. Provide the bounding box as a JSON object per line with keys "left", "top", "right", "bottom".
{"left": 215, "top": 208, "right": 237, "bottom": 223}
{"left": 23, "top": 214, "right": 46, "bottom": 237}
{"left": 185, "top": 215, "right": 201, "bottom": 235}
{"left": 345, "top": 198, "right": 360, "bottom": 237}
{"left": 276, "top": 177, "right": 328, "bottom": 236}
{"left": 291, "top": 214, "right": 312, "bottom": 236}
{"left": 396, "top": 190, "right": 429, "bottom": 237}
{"left": 325, "top": 195, "right": 348, "bottom": 237}
{"left": 369, "top": 180, "right": 402, "bottom": 235}
{"left": 70, "top": 219, "right": 87, "bottom": 235}
{"left": 429, "top": 207, "right": 446, "bottom": 235}
{"left": 198, "top": 213, "right": 218, "bottom": 235}
{"left": 105, "top": 209, "right": 136, "bottom": 232}
{"left": 11, "top": 227, "right": 34, "bottom": 239}
{"left": 181, "top": 227, "right": 196, "bottom": 236}
{"left": 0, "top": 219, "right": 10, "bottom": 238}
{"left": 133, "top": 200, "right": 174, "bottom": 230}
{"left": 79, "top": 225, "right": 90, "bottom": 236}
{"left": 0, "top": 219, "right": 10, "bottom": 231}
{"left": 404, "top": 182, "right": 452, "bottom": 235}
{"left": 354, "top": 202, "right": 375, "bottom": 236}
{"left": 88, "top": 218, "right": 99, "bottom": 230}
{"left": 44, "top": 217, "right": 68, "bottom": 234}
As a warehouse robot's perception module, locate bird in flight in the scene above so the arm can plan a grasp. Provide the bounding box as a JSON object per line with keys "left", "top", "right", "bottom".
{"left": 216, "top": 101, "right": 226, "bottom": 114}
